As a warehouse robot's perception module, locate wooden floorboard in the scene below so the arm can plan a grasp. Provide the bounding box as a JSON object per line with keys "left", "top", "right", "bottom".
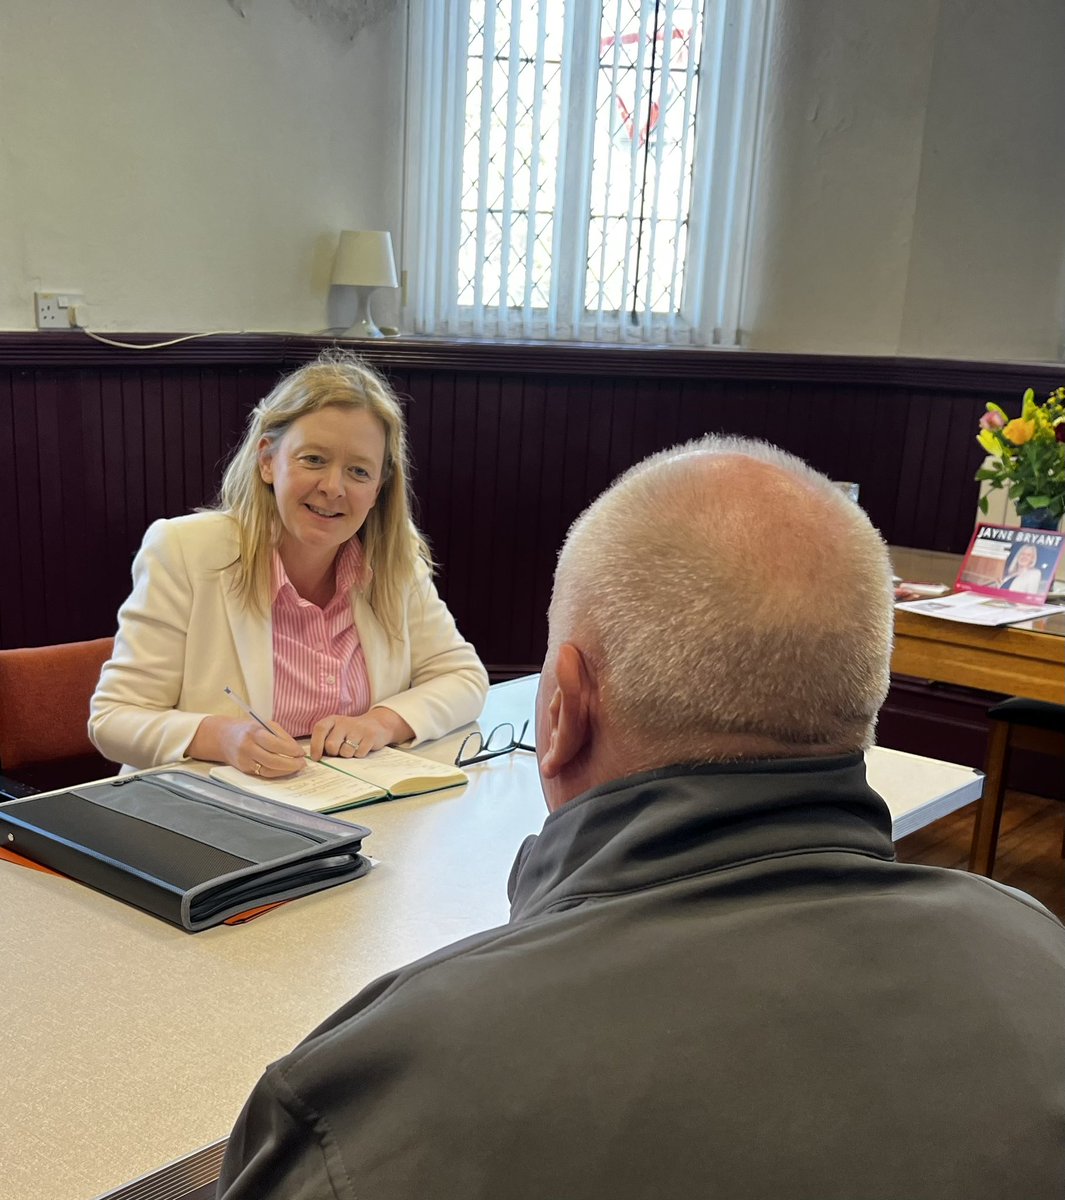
{"left": 895, "top": 792, "right": 1064, "bottom": 920}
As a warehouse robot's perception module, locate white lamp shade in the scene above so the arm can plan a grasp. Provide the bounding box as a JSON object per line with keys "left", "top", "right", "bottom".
{"left": 331, "top": 230, "right": 399, "bottom": 289}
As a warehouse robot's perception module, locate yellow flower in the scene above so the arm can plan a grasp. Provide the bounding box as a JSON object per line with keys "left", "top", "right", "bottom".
{"left": 977, "top": 429, "right": 1000, "bottom": 455}
{"left": 1021, "top": 387, "right": 1038, "bottom": 420}
{"left": 1003, "top": 417, "right": 1036, "bottom": 445}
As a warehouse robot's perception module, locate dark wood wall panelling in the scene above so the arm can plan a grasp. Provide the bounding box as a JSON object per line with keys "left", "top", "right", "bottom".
{"left": 376, "top": 347, "right": 1058, "bottom": 675}
{"left": 0, "top": 360, "right": 278, "bottom": 648}
{"left": 1, "top": 333, "right": 1061, "bottom": 689}
{"left": 393, "top": 370, "right": 986, "bottom": 673}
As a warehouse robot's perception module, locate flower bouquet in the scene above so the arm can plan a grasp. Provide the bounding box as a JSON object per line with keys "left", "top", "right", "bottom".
{"left": 976, "top": 387, "right": 1065, "bottom": 528}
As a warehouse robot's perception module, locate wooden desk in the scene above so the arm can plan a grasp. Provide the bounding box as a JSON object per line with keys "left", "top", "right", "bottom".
{"left": 1, "top": 677, "right": 981, "bottom": 1200}
{"left": 891, "top": 546, "right": 1065, "bottom": 703}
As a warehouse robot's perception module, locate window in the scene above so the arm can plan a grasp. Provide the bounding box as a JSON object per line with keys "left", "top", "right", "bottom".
{"left": 403, "top": 0, "right": 770, "bottom": 345}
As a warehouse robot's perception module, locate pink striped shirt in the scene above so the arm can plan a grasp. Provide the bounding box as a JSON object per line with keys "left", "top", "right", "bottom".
{"left": 271, "top": 540, "right": 372, "bottom": 737}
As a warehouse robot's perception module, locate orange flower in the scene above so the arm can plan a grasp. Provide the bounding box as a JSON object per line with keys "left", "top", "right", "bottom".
{"left": 1003, "top": 417, "right": 1036, "bottom": 445}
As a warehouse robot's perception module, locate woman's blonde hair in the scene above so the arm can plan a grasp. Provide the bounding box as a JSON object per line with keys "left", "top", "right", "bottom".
{"left": 217, "top": 349, "right": 429, "bottom": 638}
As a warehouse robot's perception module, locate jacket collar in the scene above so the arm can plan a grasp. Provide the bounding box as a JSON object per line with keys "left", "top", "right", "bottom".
{"left": 508, "top": 755, "right": 895, "bottom": 921}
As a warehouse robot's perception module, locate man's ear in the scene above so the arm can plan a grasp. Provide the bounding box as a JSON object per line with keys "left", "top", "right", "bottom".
{"left": 538, "top": 642, "right": 594, "bottom": 782}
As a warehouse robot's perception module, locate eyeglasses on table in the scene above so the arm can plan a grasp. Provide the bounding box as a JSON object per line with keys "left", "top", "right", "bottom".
{"left": 454, "top": 720, "right": 536, "bottom": 768}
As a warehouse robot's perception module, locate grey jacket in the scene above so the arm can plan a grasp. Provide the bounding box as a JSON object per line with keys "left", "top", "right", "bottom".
{"left": 218, "top": 755, "right": 1065, "bottom": 1199}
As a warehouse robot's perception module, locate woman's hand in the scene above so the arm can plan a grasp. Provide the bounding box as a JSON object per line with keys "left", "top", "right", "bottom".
{"left": 309, "top": 706, "right": 416, "bottom": 761}
{"left": 187, "top": 715, "right": 305, "bottom": 778}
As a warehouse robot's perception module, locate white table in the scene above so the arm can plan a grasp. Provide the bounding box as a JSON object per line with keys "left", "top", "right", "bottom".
{"left": 866, "top": 744, "right": 983, "bottom": 838}
{"left": 0, "top": 677, "right": 982, "bottom": 1200}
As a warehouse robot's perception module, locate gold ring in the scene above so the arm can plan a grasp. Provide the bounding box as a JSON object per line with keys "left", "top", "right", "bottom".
{"left": 342, "top": 737, "right": 361, "bottom": 752}
{"left": 254, "top": 761, "right": 263, "bottom": 776}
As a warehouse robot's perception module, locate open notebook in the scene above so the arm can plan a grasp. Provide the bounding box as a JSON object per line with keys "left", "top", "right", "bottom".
{"left": 210, "top": 746, "right": 468, "bottom": 814}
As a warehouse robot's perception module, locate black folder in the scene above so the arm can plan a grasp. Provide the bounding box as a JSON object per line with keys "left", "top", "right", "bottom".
{"left": 0, "top": 770, "right": 371, "bottom": 931}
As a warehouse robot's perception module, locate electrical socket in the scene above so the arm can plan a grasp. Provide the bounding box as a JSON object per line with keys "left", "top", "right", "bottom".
{"left": 35, "top": 291, "right": 84, "bottom": 329}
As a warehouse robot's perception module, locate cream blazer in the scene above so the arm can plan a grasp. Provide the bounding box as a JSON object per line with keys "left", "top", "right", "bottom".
{"left": 89, "top": 512, "right": 489, "bottom": 771}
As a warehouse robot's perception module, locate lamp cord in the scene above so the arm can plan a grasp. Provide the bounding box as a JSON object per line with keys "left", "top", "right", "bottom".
{"left": 79, "top": 329, "right": 244, "bottom": 350}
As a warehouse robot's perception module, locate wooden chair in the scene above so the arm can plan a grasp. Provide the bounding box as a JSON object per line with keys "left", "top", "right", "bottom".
{"left": 968, "top": 698, "right": 1065, "bottom": 877}
{"left": 0, "top": 637, "right": 117, "bottom": 799}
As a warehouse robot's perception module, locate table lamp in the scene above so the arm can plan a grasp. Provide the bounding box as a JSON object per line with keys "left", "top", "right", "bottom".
{"left": 331, "top": 230, "right": 399, "bottom": 338}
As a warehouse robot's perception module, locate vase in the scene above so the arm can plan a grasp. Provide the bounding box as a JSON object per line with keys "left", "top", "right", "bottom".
{"left": 1018, "top": 507, "right": 1061, "bottom": 531}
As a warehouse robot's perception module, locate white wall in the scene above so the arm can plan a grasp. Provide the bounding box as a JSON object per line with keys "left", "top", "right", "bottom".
{"left": 745, "top": 0, "right": 1065, "bottom": 360}
{"left": 0, "top": 0, "right": 405, "bottom": 333}
{"left": 1, "top": 0, "right": 1062, "bottom": 360}
{"left": 898, "top": 0, "right": 1065, "bottom": 360}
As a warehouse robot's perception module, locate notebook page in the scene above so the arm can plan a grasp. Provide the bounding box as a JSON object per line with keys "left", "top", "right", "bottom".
{"left": 210, "top": 759, "right": 385, "bottom": 812}
{"left": 319, "top": 746, "right": 467, "bottom": 794}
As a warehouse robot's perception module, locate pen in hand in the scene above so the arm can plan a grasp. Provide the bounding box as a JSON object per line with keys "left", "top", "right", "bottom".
{"left": 223, "top": 687, "right": 303, "bottom": 757}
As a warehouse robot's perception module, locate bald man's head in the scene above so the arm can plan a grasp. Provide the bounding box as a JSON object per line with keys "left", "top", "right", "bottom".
{"left": 546, "top": 438, "right": 894, "bottom": 772}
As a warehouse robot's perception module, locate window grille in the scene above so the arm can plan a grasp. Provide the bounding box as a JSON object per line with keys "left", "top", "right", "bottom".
{"left": 403, "top": 0, "right": 770, "bottom": 345}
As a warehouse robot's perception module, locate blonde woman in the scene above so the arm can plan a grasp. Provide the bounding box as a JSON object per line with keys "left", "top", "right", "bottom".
{"left": 90, "top": 352, "right": 488, "bottom": 776}
{"left": 1000, "top": 543, "right": 1044, "bottom": 594}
